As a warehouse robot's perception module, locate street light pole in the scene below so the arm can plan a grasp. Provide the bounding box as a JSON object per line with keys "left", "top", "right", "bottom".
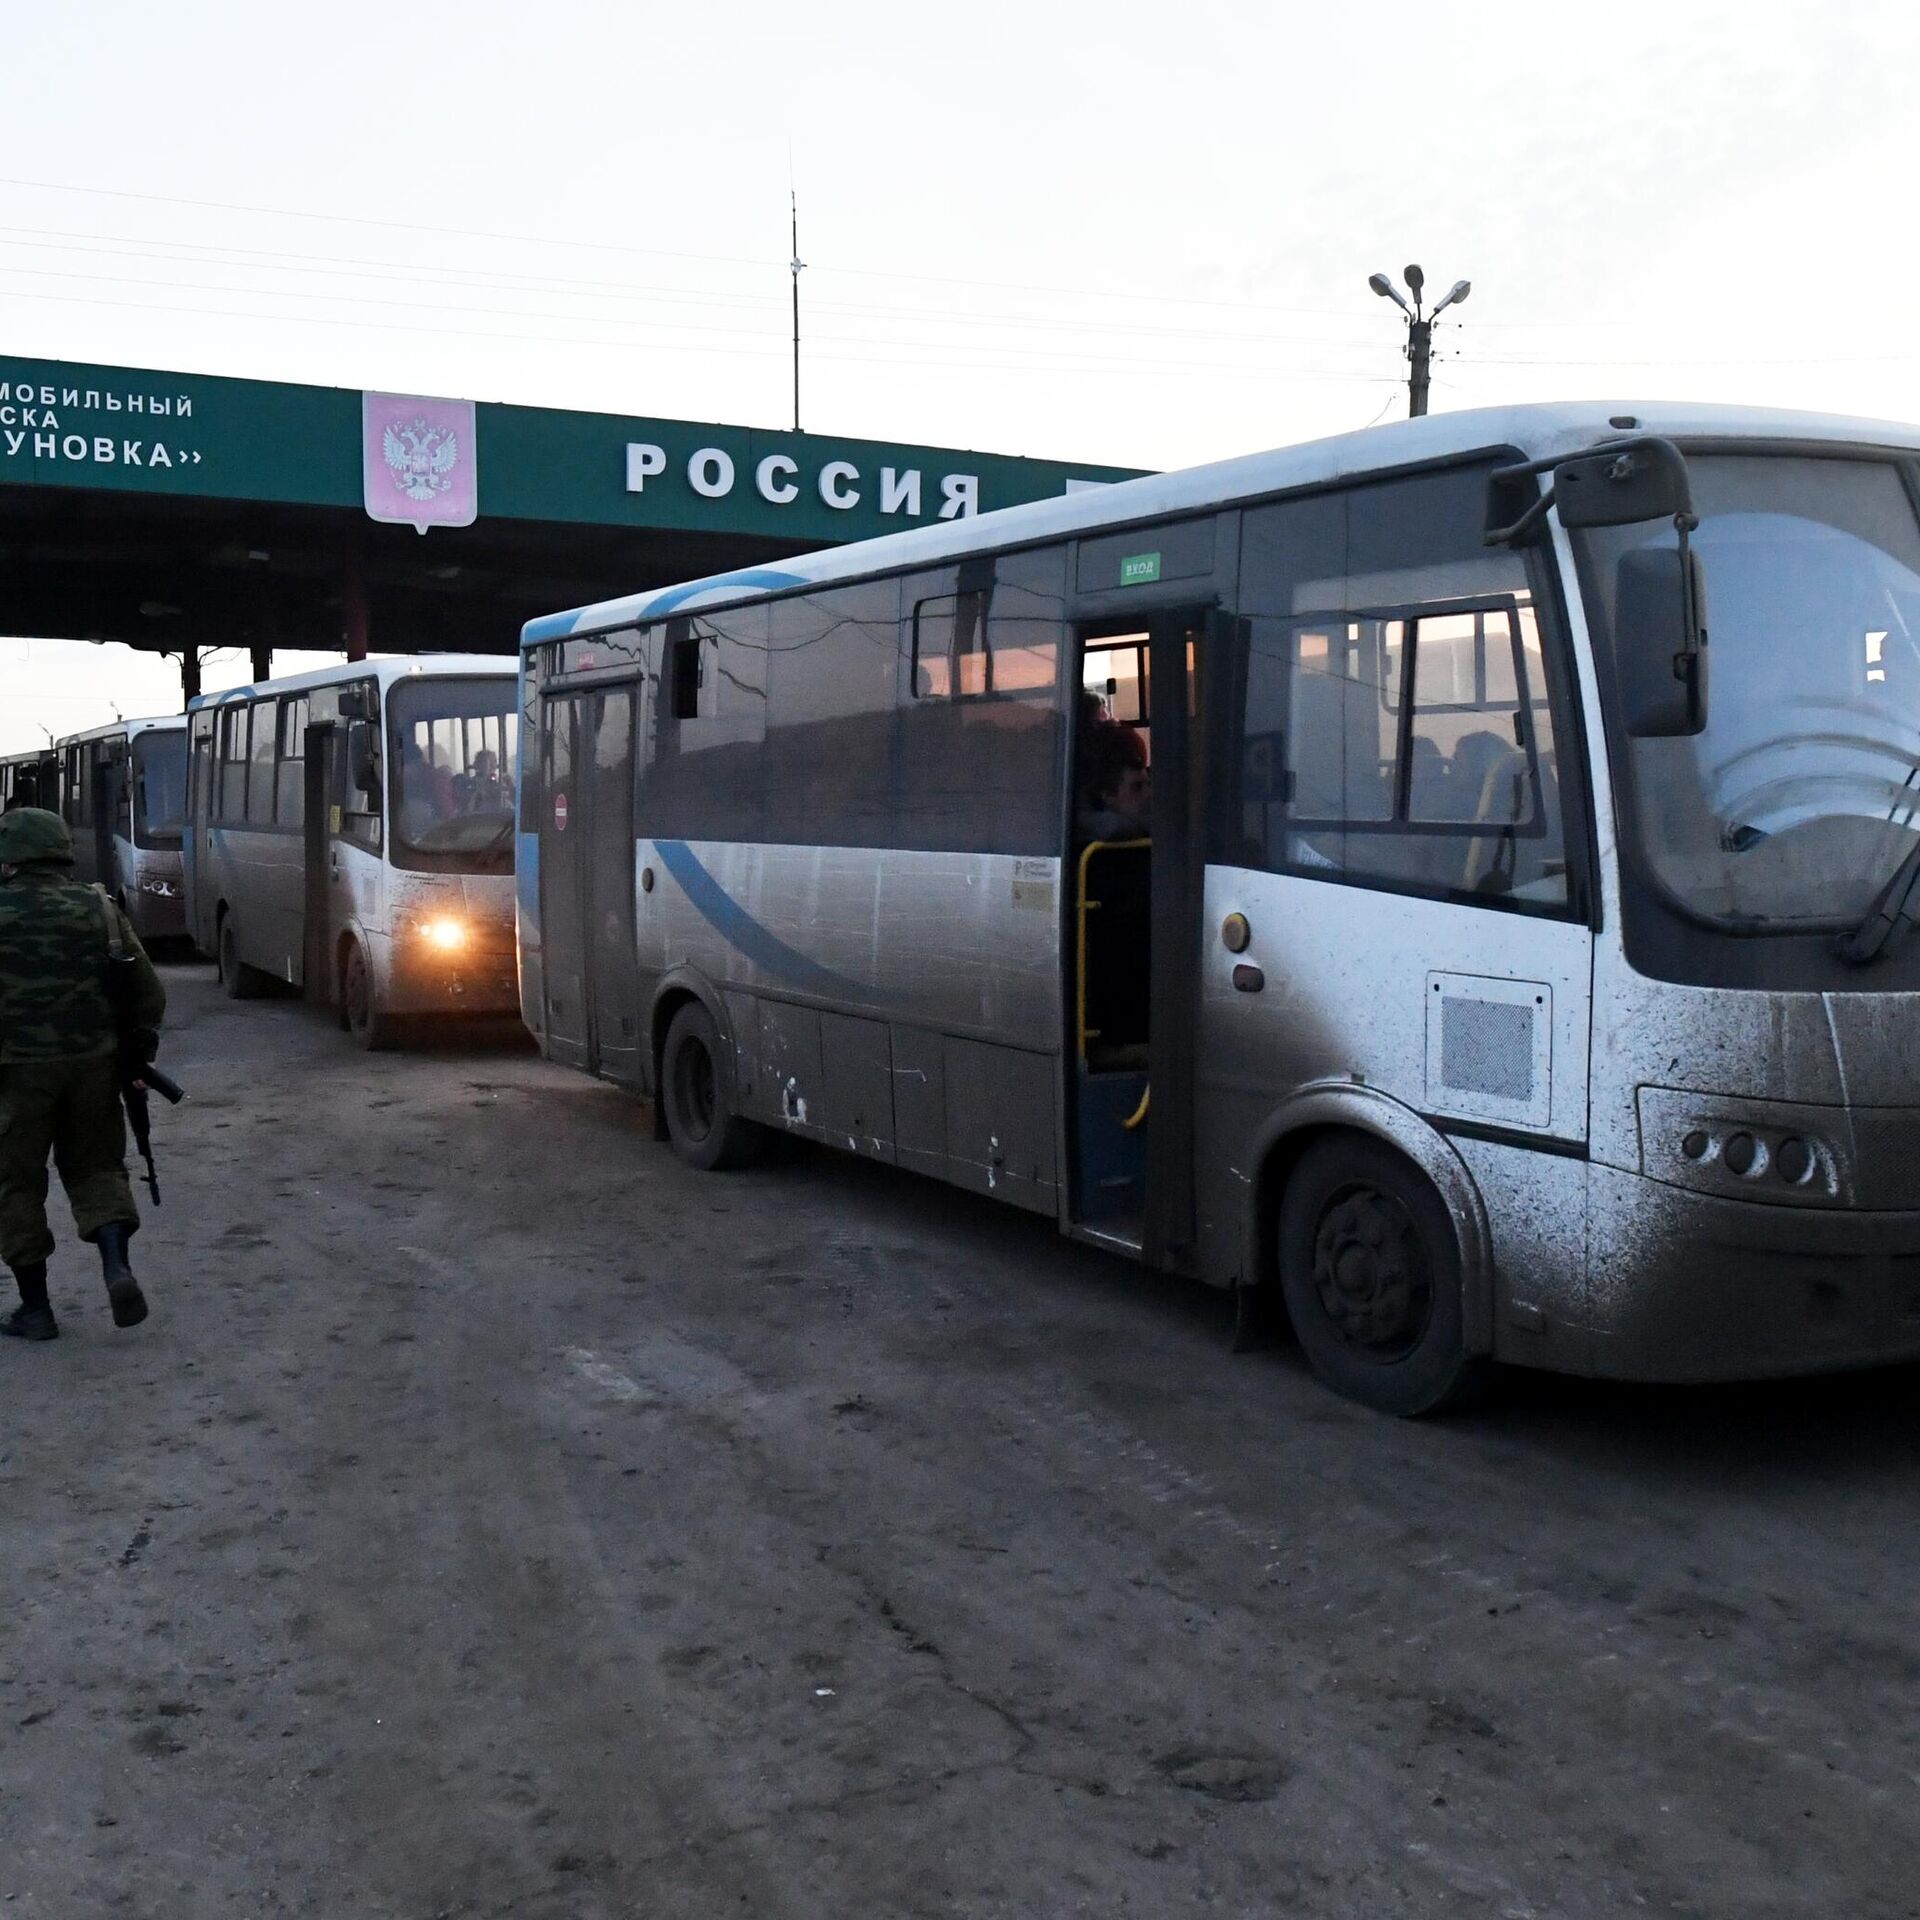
{"left": 1369, "top": 266, "right": 1470, "bottom": 419}
{"left": 1408, "top": 312, "right": 1433, "bottom": 417}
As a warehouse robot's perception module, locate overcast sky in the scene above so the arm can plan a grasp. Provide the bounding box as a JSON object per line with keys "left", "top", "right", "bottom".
{"left": 5, "top": 0, "right": 1917, "bottom": 752}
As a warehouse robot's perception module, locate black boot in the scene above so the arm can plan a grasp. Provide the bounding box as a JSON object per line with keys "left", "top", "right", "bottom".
{"left": 3, "top": 1263, "right": 58, "bottom": 1342}
{"left": 92, "top": 1225, "right": 148, "bottom": 1329}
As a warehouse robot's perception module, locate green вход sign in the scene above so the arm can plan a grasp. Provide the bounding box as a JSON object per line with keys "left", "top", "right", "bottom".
{"left": 1119, "top": 551, "right": 1162, "bottom": 586}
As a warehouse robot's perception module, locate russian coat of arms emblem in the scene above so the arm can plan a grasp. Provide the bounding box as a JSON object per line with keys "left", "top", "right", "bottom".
{"left": 382, "top": 417, "right": 460, "bottom": 503}
{"left": 361, "top": 392, "right": 478, "bottom": 532}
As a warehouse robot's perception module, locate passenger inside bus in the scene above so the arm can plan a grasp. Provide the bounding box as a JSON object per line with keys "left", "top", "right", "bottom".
{"left": 460, "top": 748, "right": 504, "bottom": 813}
{"left": 397, "top": 741, "right": 447, "bottom": 841}
{"left": 1076, "top": 709, "right": 1152, "bottom": 844}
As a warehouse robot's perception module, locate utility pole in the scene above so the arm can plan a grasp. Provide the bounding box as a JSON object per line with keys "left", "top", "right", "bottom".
{"left": 1407, "top": 311, "right": 1433, "bottom": 417}
{"left": 1368, "top": 264, "right": 1470, "bottom": 418}
{"left": 790, "top": 189, "right": 805, "bottom": 434}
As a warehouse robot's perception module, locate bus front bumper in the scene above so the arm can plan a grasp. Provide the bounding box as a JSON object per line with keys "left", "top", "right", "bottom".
{"left": 126, "top": 884, "right": 187, "bottom": 944}
{"left": 1585, "top": 1162, "right": 1920, "bottom": 1383}
{"left": 378, "top": 928, "right": 521, "bottom": 1018}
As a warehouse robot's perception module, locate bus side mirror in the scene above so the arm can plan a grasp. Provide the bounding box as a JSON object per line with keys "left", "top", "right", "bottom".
{"left": 1616, "top": 547, "right": 1709, "bottom": 738}
{"left": 347, "top": 720, "right": 379, "bottom": 795}
{"left": 1486, "top": 435, "right": 1694, "bottom": 547}
{"left": 1553, "top": 440, "right": 1693, "bottom": 528}
{"left": 337, "top": 686, "right": 373, "bottom": 723}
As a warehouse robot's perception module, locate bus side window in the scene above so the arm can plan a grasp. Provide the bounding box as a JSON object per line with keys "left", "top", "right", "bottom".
{"left": 764, "top": 584, "right": 894, "bottom": 848}
{"left": 218, "top": 707, "right": 250, "bottom": 823}
{"left": 189, "top": 718, "right": 215, "bottom": 827}
{"left": 276, "top": 697, "right": 307, "bottom": 827}
{"left": 246, "top": 700, "right": 277, "bottom": 826}
{"left": 912, "top": 589, "right": 1000, "bottom": 698}
{"left": 668, "top": 625, "right": 704, "bottom": 720}
{"left": 1229, "top": 465, "right": 1572, "bottom": 911}
{"left": 1232, "top": 605, "right": 1565, "bottom": 908}
{"left": 898, "top": 549, "right": 1063, "bottom": 857}
{"left": 338, "top": 683, "right": 383, "bottom": 848}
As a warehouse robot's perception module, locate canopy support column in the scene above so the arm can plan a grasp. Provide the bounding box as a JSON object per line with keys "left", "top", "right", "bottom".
{"left": 342, "top": 559, "right": 369, "bottom": 664}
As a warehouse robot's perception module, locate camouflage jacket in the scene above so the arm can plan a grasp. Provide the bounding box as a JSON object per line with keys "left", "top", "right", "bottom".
{"left": 0, "top": 869, "right": 166, "bottom": 1063}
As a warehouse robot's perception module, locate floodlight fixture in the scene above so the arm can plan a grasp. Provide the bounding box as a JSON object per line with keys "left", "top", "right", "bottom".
{"left": 1369, "top": 272, "right": 1411, "bottom": 315}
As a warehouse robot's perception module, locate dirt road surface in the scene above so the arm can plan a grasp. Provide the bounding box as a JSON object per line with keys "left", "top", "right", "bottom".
{"left": 3, "top": 965, "right": 1917, "bottom": 1918}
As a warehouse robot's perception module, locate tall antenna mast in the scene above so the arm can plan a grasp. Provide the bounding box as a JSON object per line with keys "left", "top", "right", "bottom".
{"left": 789, "top": 184, "right": 805, "bottom": 433}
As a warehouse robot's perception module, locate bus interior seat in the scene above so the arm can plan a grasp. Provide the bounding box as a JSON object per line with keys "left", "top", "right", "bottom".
{"left": 1456, "top": 729, "right": 1532, "bottom": 893}
{"left": 1406, "top": 733, "right": 1454, "bottom": 819}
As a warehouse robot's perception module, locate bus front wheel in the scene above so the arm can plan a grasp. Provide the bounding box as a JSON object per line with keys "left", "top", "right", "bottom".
{"left": 660, "top": 1001, "right": 762, "bottom": 1172}
{"left": 1276, "top": 1136, "right": 1491, "bottom": 1417}
{"left": 218, "top": 917, "right": 264, "bottom": 1001}
{"left": 341, "top": 940, "right": 399, "bottom": 1052}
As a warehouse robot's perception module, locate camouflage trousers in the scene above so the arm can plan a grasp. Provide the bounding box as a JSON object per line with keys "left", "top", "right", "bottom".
{"left": 0, "top": 1057, "right": 136, "bottom": 1270}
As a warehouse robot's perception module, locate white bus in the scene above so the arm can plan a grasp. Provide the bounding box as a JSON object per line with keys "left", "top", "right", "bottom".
{"left": 185, "top": 656, "right": 519, "bottom": 1047}
{"left": 52, "top": 716, "right": 189, "bottom": 944}
{"left": 0, "top": 747, "right": 58, "bottom": 814}
{"left": 517, "top": 401, "right": 1920, "bottom": 1412}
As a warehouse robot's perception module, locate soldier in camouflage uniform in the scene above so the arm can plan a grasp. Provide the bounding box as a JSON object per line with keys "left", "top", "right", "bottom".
{"left": 0, "top": 807, "right": 166, "bottom": 1341}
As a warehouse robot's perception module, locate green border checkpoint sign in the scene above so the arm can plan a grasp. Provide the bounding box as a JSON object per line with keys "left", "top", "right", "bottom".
{"left": 0, "top": 356, "right": 1143, "bottom": 544}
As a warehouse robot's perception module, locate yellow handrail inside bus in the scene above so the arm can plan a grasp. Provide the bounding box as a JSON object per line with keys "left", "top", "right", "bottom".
{"left": 1075, "top": 837, "right": 1150, "bottom": 1062}
{"left": 1122, "top": 1085, "right": 1151, "bottom": 1130}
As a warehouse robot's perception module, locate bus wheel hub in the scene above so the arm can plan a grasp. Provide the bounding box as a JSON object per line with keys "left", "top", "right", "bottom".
{"left": 1312, "top": 1188, "right": 1427, "bottom": 1355}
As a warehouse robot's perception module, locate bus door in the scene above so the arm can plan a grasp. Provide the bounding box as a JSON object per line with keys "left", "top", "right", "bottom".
{"left": 539, "top": 685, "right": 642, "bottom": 1083}
{"left": 1071, "top": 609, "right": 1212, "bottom": 1272}
{"left": 301, "top": 719, "right": 337, "bottom": 1003}
{"left": 185, "top": 714, "right": 214, "bottom": 949}
{"left": 89, "top": 749, "right": 123, "bottom": 897}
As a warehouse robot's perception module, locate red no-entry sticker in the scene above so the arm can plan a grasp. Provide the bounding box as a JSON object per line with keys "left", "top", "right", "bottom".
{"left": 554, "top": 792, "right": 569, "bottom": 831}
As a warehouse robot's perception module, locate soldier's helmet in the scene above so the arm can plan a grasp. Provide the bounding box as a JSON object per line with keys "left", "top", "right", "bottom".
{"left": 0, "top": 806, "right": 75, "bottom": 866}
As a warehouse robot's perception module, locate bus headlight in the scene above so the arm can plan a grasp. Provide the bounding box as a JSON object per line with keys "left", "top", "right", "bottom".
{"left": 414, "top": 915, "right": 469, "bottom": 953}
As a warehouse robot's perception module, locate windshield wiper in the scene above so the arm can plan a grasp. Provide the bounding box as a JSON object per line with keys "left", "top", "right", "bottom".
{"left": 1837, "top": 833, "right": 1920, "bottom": 964}
{"left": 474, "top": 817, "right": 516, "bottom": 865}
{"left": 1836, "top": 753, "right": 1920, "bottom": 965}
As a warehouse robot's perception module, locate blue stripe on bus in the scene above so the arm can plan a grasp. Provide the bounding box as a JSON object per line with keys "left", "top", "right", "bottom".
{"left": 516, "top": 830, "right": 539, "bottom": 931}
{"left": 643, "top": 569, "right": 806, "bottom": 616}
{"left": 520, "top": 568, "right": 808, "bottom": 648}
{"left": 650, "top": 838, "right": 894, "bottom": 1005}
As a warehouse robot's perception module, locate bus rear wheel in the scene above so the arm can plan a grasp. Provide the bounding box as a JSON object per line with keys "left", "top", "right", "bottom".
{"left": 218, "top": 917, "right": 264, "bottom": 1001}
{"left": 341, "top": 940, "right": 399, "bottom": 1052}
{"left": 1276, "top": 1136, "right": 1491, "bottom": 1417}
{"left": 660, "top": 1001, "right": 762, "bottom": 1171}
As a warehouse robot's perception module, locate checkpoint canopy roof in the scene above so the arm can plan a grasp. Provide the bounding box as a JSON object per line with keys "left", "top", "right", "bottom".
{"left": 0, "top": 355, "right": 1142, "bottom": 664}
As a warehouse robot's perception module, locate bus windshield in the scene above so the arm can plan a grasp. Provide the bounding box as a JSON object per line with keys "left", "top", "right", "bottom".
{"left": 1579, "top": 454, "right": 1920, "bottom": 931}
{"left": 134, "top": 731, "right": 186, "bottom": 846}
{"left": 388, "top": 677, "right": 518, "bottom": 873}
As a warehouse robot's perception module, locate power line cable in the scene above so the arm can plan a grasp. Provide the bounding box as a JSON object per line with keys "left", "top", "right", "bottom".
{"left": 0, "top": 260, "right": 1402, "bottom": 377}
{"left": 0, "top": 284, "right": 1402, "bottom": 384}
{"left": 0, "top": 175, "right": 773, "bottom": 271}
{"left": 0, "top": 229, "right": 1397, "bottom": 350}
{"left": 0, "top": 175, "right": 1364, "bottom": 318}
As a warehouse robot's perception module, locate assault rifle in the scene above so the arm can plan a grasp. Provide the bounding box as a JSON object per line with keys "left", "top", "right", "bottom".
{"left": 98, "top": 900, "right": 184, "bottom": 1204}
{"left": 120, "top": 1046, "right": 184, "bottom": 1205}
